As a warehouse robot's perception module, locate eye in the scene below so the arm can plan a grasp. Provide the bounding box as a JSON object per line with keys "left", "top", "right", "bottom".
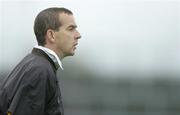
{"left": 69, "top": 27, "right": 74, "bottom": 31}
{"left": 67, "top": 25, "right": 77, "bottom": 31}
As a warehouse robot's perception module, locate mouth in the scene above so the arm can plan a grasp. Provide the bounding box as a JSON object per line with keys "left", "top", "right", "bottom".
{"left": 73, "top": 43, "right": 78, "bottom": 49}
{"left": 74, "top": 43, "right": 78, "bottom": 47}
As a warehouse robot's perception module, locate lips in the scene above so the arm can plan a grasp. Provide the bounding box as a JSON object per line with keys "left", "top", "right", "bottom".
{"left": 73, "top": 43, "right": 78, "bottom": 49}
{"left": 74, "top": 43, "right": 78, "bottom": 47}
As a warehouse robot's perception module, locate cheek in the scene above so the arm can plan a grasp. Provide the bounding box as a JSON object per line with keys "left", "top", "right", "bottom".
{"left": 63, "top": 34, "right": 74, "bottom": 46}
{"left": 56, "top": 32, "right": 74, "bottom": 49}
{"left": 59, "top": 39, "right": 71, "bottom": 50}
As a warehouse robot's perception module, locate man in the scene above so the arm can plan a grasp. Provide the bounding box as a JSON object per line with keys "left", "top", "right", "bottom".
{"left": 0, "top": 7, "right": 81, "bottom": 115}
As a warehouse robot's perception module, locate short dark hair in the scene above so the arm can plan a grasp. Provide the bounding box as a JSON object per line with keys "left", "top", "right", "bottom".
{"left": 34, "top": 7, "right": 73, "bottom": 46}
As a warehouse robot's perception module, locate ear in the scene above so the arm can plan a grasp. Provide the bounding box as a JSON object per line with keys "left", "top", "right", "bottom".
{"left": 46, "top": 29, "right": 55, "bottom": 43}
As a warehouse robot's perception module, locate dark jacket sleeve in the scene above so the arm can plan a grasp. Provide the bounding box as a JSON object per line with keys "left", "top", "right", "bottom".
{"left": 8, "top": 67, "right": 48, "bottom": 115}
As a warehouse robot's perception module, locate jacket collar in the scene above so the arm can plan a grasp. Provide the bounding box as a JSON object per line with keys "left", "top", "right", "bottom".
{"left": 32, "top": 48, "right": 58, "bottom": 72}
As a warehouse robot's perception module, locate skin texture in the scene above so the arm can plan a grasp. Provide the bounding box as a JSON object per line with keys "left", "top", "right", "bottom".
{"left": 45, "top": 13, "right": 81, "bottom": 60}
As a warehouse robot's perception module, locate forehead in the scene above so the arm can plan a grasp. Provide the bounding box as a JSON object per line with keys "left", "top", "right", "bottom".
{"left": 58, "top": 13, "right": 76, "bottom": 27}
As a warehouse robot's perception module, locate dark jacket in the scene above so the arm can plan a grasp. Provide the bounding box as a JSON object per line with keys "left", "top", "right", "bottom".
{"left": 0, "top": 48, "right": 64, "bottom": 115}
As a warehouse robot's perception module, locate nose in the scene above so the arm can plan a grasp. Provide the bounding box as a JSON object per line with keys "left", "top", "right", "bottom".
{"left": 75, "top": 30, "right": 81, "bottom": 39}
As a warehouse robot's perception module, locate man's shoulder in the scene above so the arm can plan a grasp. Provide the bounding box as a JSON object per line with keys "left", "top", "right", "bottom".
{"left": 6, "top": 53, "right": 56, "bottom": 84}
{"left": 17, "top": 53, "right": 55, "bottom": 74}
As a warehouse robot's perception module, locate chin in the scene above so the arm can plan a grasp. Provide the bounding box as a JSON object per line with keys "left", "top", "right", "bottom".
{"left": 65, "top": 49, "right": 76, "bottom": 57}
{"left": 67, "top": 52, "right": 75, "bottom": 56}
{"left": 71, "top": 52, "right": 75, "bottom": 56}
{"left": 71, "top": 50, "right": 75, "bottom": 55}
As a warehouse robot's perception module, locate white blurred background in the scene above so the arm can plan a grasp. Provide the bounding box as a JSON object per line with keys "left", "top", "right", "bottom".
{"left": 0, "top": 0, "right": 180, "bottom": 78}
{"left": 0, "top": 0, "right": 180, "bottom": 115}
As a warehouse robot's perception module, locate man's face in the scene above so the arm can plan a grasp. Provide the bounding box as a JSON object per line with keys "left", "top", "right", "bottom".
{"left": 54, "top": 13, "right": 81, "bottom": 58}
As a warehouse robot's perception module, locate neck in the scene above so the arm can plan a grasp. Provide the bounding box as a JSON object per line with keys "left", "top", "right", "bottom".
{"left": 44, "top": 44, "right": 64, "bottom": 60}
